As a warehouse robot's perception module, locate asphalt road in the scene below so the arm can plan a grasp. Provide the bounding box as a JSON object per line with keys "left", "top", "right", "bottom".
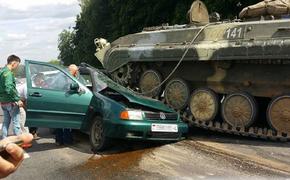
{"left": 1, "top": 112, "right": 290, "bottom": 179}
{"left": 1, "top": 125, "right": 289, "bottom": 180}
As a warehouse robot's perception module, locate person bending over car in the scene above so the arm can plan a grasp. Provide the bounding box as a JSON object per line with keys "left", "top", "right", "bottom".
{"left": 28, "top": 73, "right": 48, "bottom": 140}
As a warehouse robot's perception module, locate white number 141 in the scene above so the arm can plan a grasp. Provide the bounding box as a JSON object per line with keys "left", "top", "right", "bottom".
{"left": 226, "top": 27, "right": 243, "bottom": 39}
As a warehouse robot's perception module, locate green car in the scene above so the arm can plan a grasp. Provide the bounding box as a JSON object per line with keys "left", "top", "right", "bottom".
{"left": 25, "top": 60, "right": 188, "bottom": 152}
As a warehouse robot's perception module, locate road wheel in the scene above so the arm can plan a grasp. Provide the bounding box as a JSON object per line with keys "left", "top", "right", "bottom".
{"left": 139, "top": 69, "right": 163, "bottom": 97}
{"left": 190, "top": 88, "right": 219, "bottom": 122}
{"left": 267, "top": 95, "right": 290, "bottom": 134}
{"left": 221, "top": 92, "right": 257, "bottom": 128}
{"left": 164, "top": 78, "right": 190, "bottom": 110}
{"left": 90, "top": 116, "right": 109, "bottom": 153}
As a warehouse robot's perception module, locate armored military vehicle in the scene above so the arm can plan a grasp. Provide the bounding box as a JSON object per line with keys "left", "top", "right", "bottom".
{"left": 95, "top": 0, "right": 290, "bottom": 141}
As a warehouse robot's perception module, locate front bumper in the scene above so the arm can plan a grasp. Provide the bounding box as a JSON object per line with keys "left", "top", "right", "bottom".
{"left": 104, "top": 119, "right": 188, "bottom": 141}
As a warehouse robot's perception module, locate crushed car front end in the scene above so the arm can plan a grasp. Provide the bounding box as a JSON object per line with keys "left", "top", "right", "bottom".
{"left": 80, "top": 64, "right": 188, "bottom": 141}
{"left": 104, "top": 109, "right": 188, "bottom": 141}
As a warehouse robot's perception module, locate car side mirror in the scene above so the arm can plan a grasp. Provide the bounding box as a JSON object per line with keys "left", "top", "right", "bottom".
{"left": 70, "top": 82, "right": 79, "bottom": 92}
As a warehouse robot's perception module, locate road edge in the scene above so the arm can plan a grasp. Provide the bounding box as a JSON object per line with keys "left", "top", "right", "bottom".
{"left": 186, "top": 138, "right": 290, "bottom": 176}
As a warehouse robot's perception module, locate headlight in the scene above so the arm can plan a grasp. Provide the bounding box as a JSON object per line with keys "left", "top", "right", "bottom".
{"left": 120, "top": 110, "right": 143, "bottom": 120}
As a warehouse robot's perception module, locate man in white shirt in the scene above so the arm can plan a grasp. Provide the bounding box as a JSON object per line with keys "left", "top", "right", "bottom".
{"left": 16, "top": 81, "right": 33, "bottom": 148}
{"left": 16, "top": 81, "right": 29, "bottom": 133}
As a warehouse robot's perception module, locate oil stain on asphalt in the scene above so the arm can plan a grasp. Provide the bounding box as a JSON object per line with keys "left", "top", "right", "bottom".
{"left": 73, "top": 141, "right": 164, "bottom": 179}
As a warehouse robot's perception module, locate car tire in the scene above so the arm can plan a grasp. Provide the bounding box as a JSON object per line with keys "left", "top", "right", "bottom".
{"left": 89, "top": 116, "right": 109, "bottom": 153}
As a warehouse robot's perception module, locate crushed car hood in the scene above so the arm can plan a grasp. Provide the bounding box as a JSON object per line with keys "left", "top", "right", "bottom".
{"left": 93, "top": 69, "right": 174, "bottom": 113}
{"left": 116, "top": 88, "right": 174, "bottom": 113}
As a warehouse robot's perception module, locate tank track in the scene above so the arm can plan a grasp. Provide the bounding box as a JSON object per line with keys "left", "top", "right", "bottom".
{"left": 157, "top": 84, "right": 290, "bottom": 142}
{"left": 154, "top": 60, "right": 290, "bottom": 142}
{"left": 161, "top": 100, "right": 290, "bottom": 142}
{"left": 181, "top": 110, "right": 290, "bottom": 142}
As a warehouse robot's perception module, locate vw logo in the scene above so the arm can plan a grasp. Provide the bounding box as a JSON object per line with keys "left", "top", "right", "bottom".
{"left": 160, "top": 112, "right": 166, "bottom": 120}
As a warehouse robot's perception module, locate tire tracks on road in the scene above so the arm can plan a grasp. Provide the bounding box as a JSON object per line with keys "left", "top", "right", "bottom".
{"left": 187, "top": 138, "right": 290, "bottom": 176}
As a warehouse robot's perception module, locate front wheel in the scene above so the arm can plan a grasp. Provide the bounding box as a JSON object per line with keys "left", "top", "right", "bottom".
{"left": 90, "top": 116, "right": 109, "bottom": 153}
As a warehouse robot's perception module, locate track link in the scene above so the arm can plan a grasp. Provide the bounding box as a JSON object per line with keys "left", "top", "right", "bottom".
{"left": 158, "top": 97, "right": 290, "bottom": 142}
{"left": 180, "top": 110, "right": 290, "bottom": 142}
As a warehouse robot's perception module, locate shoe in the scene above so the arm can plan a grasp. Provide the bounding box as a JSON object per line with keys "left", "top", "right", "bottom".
{"left": 55, "top": 142, "right": 64, "bottom": 146}
{"left": 33, "top": 134, "right": 41, "bottom": 140}
{"left": 21, "top": 143, "right": 32, "bottom": 149}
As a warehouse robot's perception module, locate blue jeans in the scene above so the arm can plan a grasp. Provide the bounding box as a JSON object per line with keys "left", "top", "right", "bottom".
{"left": 55, "top": 128, "right": 73, "bottom": 144}
{"left": 1, "top": 103, "right": 21, "bottom": 139}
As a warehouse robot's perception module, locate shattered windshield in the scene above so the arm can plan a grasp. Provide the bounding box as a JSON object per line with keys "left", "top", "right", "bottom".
{"left": 92, "top": 68, "right": 129, "bottom": 93}
{"left": 92, "top": 68, "right": 140, "bottom": 95}
{"left": 91, "top": 67, "right": 163, "bottom": 103}
{"left": 92, "top": 70, "right": 108, "bottom": 92}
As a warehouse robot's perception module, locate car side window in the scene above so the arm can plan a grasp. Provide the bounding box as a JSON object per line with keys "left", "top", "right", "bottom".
{"left": 29, "top": 64, "right": 73, "bottom": 91}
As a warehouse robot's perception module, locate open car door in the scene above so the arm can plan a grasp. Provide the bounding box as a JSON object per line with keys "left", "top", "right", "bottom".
{"left": 25, "top": 60, "right": 93, "bottom": 129}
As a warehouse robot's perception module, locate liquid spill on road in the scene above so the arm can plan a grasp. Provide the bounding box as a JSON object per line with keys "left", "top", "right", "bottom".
{"left": 74, "top": 148, "right": 154, "bottom": 179}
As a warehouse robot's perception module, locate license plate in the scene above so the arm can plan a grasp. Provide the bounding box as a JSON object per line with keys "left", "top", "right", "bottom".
{"left": 151, "top": 124, "right": 178, "bottom": 133}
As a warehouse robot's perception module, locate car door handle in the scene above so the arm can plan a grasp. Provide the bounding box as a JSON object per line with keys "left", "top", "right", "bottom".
{"left": 29, "top": 92, "right": 42, "bottom": 97}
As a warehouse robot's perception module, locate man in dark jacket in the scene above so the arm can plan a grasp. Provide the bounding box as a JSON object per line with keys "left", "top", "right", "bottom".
{"left": 0, "top": 55, "right": 22, "bottom": 139}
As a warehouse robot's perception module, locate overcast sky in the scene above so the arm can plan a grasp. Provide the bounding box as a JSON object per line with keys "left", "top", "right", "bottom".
{"left": 0, "top": 0, "right": 81, "bottom": 66}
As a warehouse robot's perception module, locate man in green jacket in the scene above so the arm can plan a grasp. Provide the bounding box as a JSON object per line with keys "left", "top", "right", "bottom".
{"left": 0, "top": 55, "right": 22, "bottom": 139}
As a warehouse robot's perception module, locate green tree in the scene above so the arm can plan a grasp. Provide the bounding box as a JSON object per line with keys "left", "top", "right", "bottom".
{"left": 203, "top": 0, "right": 260, "bottom": 19}
{"left": 48, "top": 59, "right": 61, "bottom": 66}
{"left": 73, "top": 0, "right": 111, "bottom": 67}
{"left": 58, "top": 29, "right": 75, "bottom": 65}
